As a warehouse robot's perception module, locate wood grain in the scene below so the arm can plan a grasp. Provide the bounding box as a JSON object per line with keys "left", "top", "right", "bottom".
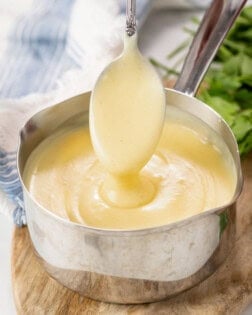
{"left": 12, "top": 153, "right": 252, "bottom": 315}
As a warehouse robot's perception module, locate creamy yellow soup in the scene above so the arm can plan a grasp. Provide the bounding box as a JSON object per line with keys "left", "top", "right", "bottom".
{"left": 23, "top": 108, "right": 236, "bottom": 230}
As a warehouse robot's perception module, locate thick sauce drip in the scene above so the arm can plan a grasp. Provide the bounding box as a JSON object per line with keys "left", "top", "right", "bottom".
{"left": 23, "top": 114, "right": 236, "bottom": 230}
{"left": 90, "top": 35, "right": 165, "bottom": 207}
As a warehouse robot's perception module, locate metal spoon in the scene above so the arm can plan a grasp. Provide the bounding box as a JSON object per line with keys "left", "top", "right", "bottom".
{"left": 89, "top": 0, "right": 165, "bottom": 176}
{"left": 126, "top": 0, "right": 137, "bottom": 37}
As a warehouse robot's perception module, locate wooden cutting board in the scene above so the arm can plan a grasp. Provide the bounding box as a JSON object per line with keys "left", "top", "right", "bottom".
{"left": 12, "top": 153, "right": 252, "bottom": 315}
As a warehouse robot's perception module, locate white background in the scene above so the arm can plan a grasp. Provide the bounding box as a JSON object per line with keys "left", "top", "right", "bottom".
{"left": 1, "top": 7, "right": 252, "bottom": 315}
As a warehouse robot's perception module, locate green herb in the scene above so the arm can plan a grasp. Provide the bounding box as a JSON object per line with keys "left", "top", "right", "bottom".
{"left": 149, "top": 58, "right": 179, "bottom": 76}
{"left": 151, "top": 6, "right": 252, "bottom": 156}
{"left": 219, "top": 212, "right": 228, "bottom": 236}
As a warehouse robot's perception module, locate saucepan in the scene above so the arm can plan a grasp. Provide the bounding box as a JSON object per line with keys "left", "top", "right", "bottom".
{"left": 17, "top": 0, "right": 245, "bottom": 304}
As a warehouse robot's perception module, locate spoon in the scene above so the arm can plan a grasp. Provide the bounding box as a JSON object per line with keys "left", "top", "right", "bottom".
{"left": 89, "top": 0, "right": 166, "bottom": 177}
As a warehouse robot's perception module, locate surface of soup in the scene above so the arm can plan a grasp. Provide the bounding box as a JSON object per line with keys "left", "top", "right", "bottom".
{"left": 23, "top": 108, "right": 236, "bottom": 230}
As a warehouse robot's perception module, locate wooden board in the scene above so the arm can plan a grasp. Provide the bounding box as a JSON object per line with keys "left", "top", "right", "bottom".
{"left": 12, "top": 153, "right": 252, "bottom": 315}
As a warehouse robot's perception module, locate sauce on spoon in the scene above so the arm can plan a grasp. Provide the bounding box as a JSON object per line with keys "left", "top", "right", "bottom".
{"left": 90, "top": 34, "right": 166, "bottom": 208}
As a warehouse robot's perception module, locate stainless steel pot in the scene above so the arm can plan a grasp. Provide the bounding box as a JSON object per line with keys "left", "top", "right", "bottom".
{"left": 17, "top": 0, "right": 245, "bottom": 304}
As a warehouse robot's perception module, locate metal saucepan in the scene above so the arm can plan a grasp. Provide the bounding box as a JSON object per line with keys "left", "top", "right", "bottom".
{"left": 17, "top": 0, "right": 245, "bottom": 304}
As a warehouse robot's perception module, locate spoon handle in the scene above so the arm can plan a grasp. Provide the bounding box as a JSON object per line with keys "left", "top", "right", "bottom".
{"left": 126, "top": 0, "right": 137, "bottom": 36}
{"left": 174, "top": 0, "right": 247, "bottom": 96}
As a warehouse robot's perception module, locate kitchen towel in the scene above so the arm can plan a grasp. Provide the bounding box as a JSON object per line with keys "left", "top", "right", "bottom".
{"left": 0, "top": 0, "right": 151, "bottom": 226}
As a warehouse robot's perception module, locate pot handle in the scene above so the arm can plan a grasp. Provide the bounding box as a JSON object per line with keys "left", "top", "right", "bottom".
{"left": 174, "top": 0, "right": 247, "bottom": 96}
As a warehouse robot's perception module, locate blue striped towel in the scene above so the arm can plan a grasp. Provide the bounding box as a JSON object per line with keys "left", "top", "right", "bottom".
{"left": 0, "top": 0, "right": 151, "bottom": 226}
